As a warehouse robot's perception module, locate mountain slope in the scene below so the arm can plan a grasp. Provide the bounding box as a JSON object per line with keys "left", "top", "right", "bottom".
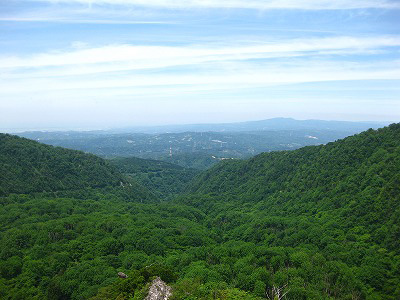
{"left": 189, "top": 124, "right": 400, "bottom": 235}
{"left": 183, "top": 124, "right": 400, "bottom": 297}
{"left": 0, "top": 133, "right": 152, "bottom": 200}
{"left": 191, "top": 123, "right": 400, "bottom": 212}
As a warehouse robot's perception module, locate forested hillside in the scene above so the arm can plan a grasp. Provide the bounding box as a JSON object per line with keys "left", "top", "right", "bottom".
{"left": 1, "top": 125, "right": 399, "bottom": 299}
{"left": 184, "top": 123, "right": 400, "bottom": 298}
{"left": 0, "top": 133, "right": 154, "bottom": 201}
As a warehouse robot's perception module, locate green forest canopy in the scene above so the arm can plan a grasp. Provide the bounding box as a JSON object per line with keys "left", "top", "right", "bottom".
{"left": 0, "top": 134, "right": 154, "bottom": 202}
{"left": 0, "top": 124, "right": 400, "bottom": 299}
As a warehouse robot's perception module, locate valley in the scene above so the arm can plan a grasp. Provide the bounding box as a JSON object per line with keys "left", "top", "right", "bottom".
{"left": 1, "top": 123, "right": 399, "bottom": 299}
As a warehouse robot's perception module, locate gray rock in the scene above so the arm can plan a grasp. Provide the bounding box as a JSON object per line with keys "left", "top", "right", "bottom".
{"left": 145, "top": 277, "right": 172, "bottom": 300}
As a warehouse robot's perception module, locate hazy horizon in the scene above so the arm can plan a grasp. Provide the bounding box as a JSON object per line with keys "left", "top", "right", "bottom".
{"left": 0, "top": 116, "right": 394, "bottom": 134}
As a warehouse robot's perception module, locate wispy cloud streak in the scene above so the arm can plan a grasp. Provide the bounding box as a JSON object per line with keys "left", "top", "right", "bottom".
{"left": 1, "top": 36, "right": 399, "bottom": 97}
{"left": 30, "top": 0, "right": 400, "bottom": 10}
{"left": 0, "top": 17, "right": 172, "bottom": 24}
{"left": 1, "top": 36, "right": 399, "bottom": 70}
{"left": 2, "top": 61, "right": 399, "bottom": 95}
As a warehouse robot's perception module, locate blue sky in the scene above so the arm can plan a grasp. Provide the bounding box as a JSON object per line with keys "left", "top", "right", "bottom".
{"left": 0, "top": 0, "right": 399, "bottom": 130}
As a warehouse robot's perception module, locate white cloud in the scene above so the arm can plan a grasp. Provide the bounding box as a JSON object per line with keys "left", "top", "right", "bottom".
{"left": 1, "top": 36, "right": 399, "bottom": 70}
{"left": 32, "top": 0, "right": 400, "bottom": 10}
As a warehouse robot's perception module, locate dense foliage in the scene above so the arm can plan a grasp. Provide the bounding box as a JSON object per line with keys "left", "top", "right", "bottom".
{"left": 0, "top": 134, "right": 125, "bottom": 196}
{"left": 186, "top": 123, "right": 400, "bottom": 298}
{"left": 110, "top": 157, "right": 199, "bottom": 199}
{"left": 0, "top": 195, "right": 212, "bottom": 299}
{"left": 1, "top": 124, "right": 399, "bottom": 299}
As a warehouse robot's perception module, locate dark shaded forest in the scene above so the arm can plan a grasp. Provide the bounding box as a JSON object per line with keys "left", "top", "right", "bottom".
{"left": 110, "top": 157, "right": 199, "bottom": 199}
{"left": 1, "top": 124, "right": 400, "bottom": 299}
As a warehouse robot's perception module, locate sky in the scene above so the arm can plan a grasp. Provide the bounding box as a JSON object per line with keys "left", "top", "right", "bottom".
{"left": 0, "top": 0, "right": 400, "bottom": 131}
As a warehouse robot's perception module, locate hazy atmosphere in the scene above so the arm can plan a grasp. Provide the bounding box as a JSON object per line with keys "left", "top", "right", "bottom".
{"left": 1, "top": 0, "right": 400, "bottom": 130}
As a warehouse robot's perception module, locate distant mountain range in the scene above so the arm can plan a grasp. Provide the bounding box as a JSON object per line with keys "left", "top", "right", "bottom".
{"left": 6, "top": 117, "right": 390, "bottom": 135}
{"left": 109, "top": 117, "right": 390, "bottom": 134}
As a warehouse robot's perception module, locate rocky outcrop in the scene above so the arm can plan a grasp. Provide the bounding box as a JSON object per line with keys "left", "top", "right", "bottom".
{"left": 145, "top": 277, "right": 172, "bottom": 300}
{"left": 118, "top": 272, "right": 128, "bottom": 279}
